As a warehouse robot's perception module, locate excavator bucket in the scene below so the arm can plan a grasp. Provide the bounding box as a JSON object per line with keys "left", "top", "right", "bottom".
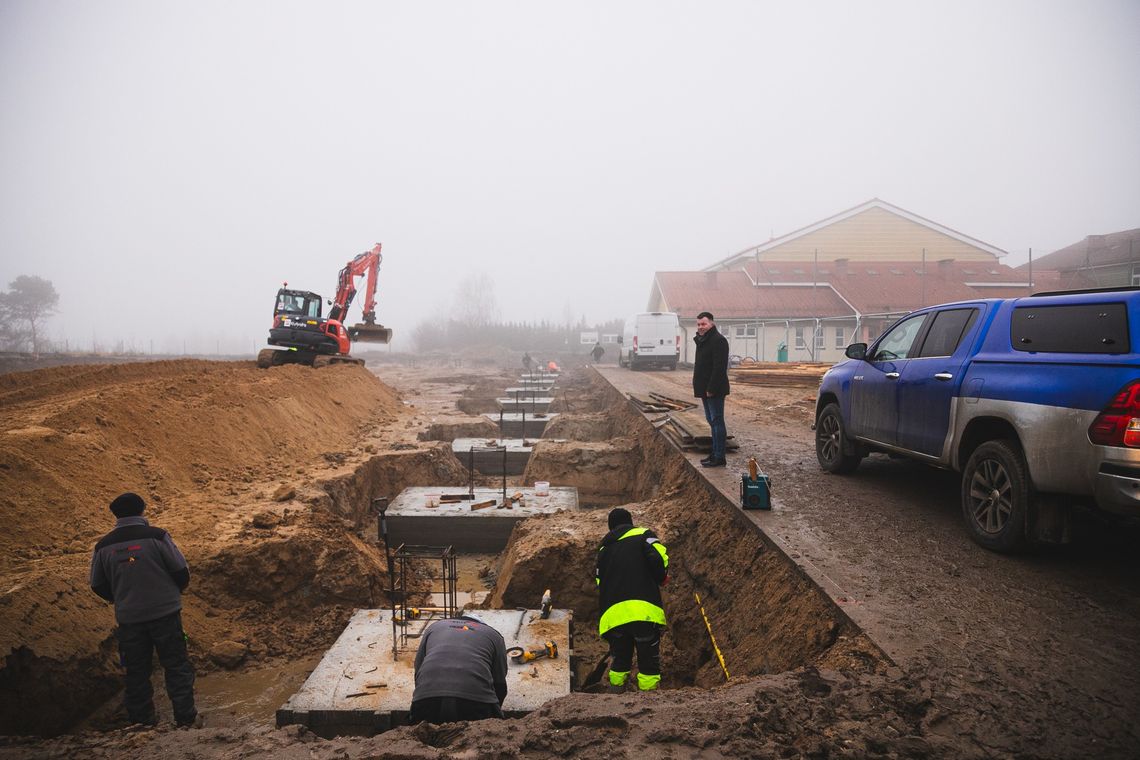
{"left": 349, "top": 323, "right": 393, "bottom": 344}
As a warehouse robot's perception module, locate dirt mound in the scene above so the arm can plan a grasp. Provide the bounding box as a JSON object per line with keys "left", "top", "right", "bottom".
{"left": 455, "top": 373, "right": 515, "bottom": 414}
{"left": 522, "top": 440, "right": 642, "bottom": 506}
{"left": 416, "top": 418, "right": 499, "bottom": 442}
{"left": 0, "top": 359, "right": 408, "bottom": 735}
{"left": 539, "top": 412, "right": 620, "bottom": 441}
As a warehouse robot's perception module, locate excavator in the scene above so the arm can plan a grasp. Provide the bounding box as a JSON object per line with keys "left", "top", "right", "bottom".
{"left": 256, "top": 243, "right": 393, "bottom": 369}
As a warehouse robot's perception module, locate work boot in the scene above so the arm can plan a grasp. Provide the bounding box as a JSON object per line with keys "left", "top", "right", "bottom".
{"left": 701, "top": 457, "right": 727, "bottom": 468}
{"left": 699, "top": 455, "right": 715, "bottom": 465}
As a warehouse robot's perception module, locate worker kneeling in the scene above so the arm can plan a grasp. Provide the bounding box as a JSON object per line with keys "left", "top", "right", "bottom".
{"left": 409, "top": 613, "right": 508, "bottom": 724}
{"left": 596, "top": 507, "right": 669, "bottom": 691}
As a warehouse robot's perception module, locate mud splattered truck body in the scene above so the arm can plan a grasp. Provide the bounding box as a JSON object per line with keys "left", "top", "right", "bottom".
{"left": 815, "top": 287, "right": 1140, "bottom": 551}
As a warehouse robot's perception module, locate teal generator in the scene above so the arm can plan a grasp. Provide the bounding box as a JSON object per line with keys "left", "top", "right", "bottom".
{"left": 741, "top": 472, "right": 771, "bottom": 510}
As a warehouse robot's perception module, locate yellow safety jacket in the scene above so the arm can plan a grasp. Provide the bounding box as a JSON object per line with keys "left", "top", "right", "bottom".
{"left": 595, "top": 525, "right": 668, "bottom": 635}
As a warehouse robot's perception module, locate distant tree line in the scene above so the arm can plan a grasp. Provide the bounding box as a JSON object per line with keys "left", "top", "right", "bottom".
{"left": 412, "top": 317, "right": 624, "bottom": 353}
{"left": 0, "top": 275, "right": 58, "bottom": 355}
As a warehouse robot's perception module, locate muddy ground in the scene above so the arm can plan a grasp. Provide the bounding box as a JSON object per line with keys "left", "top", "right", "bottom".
{"left": 1, "top": 358, "right": 1138, "bottom": 758}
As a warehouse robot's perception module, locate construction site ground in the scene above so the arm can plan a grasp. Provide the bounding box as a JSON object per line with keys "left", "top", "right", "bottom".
{"left": 1, "top": 357, "right": 1137, "bottom": 758}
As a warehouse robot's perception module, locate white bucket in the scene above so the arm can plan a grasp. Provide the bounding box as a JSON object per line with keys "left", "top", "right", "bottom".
{"left": 534, "top": 481, "right": 550, "bottom": 496}
{"left": 424, "top": 492, "right": 441, "bottom": 507}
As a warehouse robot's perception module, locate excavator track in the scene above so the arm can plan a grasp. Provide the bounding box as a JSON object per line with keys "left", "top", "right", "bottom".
{"left": 312, "top": 355, "right": 365, "bottom": 369}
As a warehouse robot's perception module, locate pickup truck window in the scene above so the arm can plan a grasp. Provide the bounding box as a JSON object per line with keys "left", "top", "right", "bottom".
{"left": 1011, "top": 302, "right": 1130, "bottom": 354}
{"left": 870, "top": 314, "right": 927, "bottom": 361}
{"left": 917, "top": 308, "right": 979, "bottom": 358}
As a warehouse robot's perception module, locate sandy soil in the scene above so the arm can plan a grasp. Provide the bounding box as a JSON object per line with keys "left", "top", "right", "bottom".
{"left": 2, "top": 359, "right": 1138, "bottom": 758}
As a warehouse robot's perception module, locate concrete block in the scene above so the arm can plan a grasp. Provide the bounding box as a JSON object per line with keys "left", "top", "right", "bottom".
{"left": 277, "top": 608, "right": 573, "bottom": 737}
{"left": 384, "top": 486, "right": 579, "bottom": 552}
{"left": 484, "top": 412, "right": 559, "bottom": 438}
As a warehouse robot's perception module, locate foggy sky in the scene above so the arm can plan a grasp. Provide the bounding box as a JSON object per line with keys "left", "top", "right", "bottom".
{"left": 2, "top": 1, "right": 1138, "bottom": 355}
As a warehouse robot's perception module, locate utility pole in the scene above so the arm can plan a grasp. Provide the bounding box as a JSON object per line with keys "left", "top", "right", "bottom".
{"left": 1028, "top": 248, "right": 1033, "bottom": 292}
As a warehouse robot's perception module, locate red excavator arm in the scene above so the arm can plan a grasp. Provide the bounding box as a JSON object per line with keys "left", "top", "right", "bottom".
{"left": 328, "top": 243, "right": 392, "bottom": 343}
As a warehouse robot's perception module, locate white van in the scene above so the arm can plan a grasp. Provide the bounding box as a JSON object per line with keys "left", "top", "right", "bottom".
{"left": 619, "top": 312, "right": 681, "bottom": 370}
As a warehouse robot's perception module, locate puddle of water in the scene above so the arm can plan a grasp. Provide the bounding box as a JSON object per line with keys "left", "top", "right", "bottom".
{"left": 193, "top": 656, "right": 321, "bottom": 725}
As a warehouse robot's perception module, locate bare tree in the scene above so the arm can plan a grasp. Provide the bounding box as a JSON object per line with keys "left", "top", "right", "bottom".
{"left": 0, "top": 275, "right": 59, "bottom": 356}
{"left": 451, "top": 272, "right": 500, "bottom": 326}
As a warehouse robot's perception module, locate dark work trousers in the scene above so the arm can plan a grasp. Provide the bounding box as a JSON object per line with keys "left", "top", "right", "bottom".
{"left": 409, "top": 696, "right": 503, "bottom": 725}
{"left": 702, "top": 396, "right": 727, "bottom": 460}
{"left": 604, "top": 621, "right": 662, "bottom": 680}
{"left": 116, "top": 610, "right": 196, "bottom": 726}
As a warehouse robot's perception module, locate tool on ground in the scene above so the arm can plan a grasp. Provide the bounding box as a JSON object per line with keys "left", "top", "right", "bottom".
{"left": 582, "top": 653, "right": 612, "bottom": 688}
{"left": 507, "top": 640, "right": 558, "bottom": 664}
{"left": 741, "top": 457, "right": 772, "bottom": 510}
{"left": 513, "top": 608, "right": 527, "bottom": 637}
{"left": 694, "top": 591, "right": 731, "bottom": 682}
{"left": 394, "top": 607, "right": 422, "bottom": 625}
{"left": 540, "top": 589, "right": 552, "bottom": 619}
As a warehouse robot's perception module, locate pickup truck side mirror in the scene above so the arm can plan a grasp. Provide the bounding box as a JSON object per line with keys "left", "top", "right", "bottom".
{"left": 845, "top": 343, "right": 867, "bottom": 360}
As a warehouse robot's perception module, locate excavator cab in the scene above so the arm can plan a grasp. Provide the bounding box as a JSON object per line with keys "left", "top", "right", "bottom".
{"left": 275, "top": 289, "right": 323, "bottom": 319}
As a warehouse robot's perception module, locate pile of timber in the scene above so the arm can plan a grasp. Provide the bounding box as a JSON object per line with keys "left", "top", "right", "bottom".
{"left": 627, "top": 392, "right": 697, "bottom": 413}
{"left": 731, "top": 361, "right": 829, "bottom": 387}
{"left": 658, "top": 409, "right": 739, "bottom": 453}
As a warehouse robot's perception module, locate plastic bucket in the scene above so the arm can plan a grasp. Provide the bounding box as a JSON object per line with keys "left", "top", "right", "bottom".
{"left": 534, "top": 481, "right": 550, "bottom": 496}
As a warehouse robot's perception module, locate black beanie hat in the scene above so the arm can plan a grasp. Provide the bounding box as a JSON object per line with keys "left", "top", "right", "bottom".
{"left": 608, "top": 507, "right": 632, "bottom": 530}
{"left": 110, "top": 492, "right": 146, "bottom": 518}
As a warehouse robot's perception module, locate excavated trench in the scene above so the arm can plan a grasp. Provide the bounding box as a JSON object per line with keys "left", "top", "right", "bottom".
{"left": 304, "top": 368, "right": 886, "bottom": 697}
{"left": 38, "top": 366, "right": 884, "bottom": 736}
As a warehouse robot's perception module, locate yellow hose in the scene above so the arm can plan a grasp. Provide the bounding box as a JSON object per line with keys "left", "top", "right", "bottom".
{"left": 694, "top": 592, "right": 730, "bottom": 682}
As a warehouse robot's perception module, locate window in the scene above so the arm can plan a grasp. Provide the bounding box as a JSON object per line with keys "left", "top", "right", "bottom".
{"left": 795, "top": 327, "right": 806, "bottom": 349}
{"left": 734, "top": 324, "right": 757, "bottom": 338}
{"left": 1011, "top": 303, "right": 1130, "bottom": 354}
{"left": 870, "top": 314, "right": 928, "bottom": 361}
{"left": 1132, "top": 265, "right": 1140, "bottom": 287}
{"left": 814, "top": 328, "right": 824, "bottom": 350}
{"left": 835, "top": 327, "right": 846, "bottom": 349}
{"left": 917, "top": 309, "right": 979, "bottom": 358}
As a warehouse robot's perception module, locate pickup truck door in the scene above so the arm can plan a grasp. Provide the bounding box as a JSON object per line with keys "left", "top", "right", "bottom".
{"left": 849, "top": 313, "right": 930, "bottom": 445}
{"left": 895, "top": 307, "right": 982, "bottom": 457}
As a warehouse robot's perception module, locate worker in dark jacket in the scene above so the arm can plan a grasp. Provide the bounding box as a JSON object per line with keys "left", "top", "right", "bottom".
{"left": 692, "top": 310, "right": 730, "bottom": 467}
{"left": 595, "top": 508, "right": 669, "bottom": 691}
{"left": 410, "top": 613, "right": 508, "bottom": 724}
{"left": 89, "top": 492, "right": 197, "bottom": 728}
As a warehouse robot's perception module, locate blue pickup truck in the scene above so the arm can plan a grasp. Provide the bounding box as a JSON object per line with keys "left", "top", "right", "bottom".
{"left": 814, "top": 287, "right": 1140, "bottom": 551}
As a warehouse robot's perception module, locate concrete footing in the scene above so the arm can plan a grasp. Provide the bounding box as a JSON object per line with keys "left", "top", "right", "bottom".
{"left": 497, "top": 397, "right": 553, "bottom": 413}
{"left": 277, "top": 607, "right": 573, "bottom": 737}
{"left": 485, "top": 412, "right": 559, "bottom": 438}
{"left": 451, "top": 438, "right": 539, "bottom": 475}
{"left": 384, "top": 486, "right": 579, "bottom": 552}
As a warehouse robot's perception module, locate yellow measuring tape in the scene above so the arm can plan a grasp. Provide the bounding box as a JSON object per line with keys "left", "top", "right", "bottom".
{"left": 694, "top": 592, "right": 730, "bottom": 682}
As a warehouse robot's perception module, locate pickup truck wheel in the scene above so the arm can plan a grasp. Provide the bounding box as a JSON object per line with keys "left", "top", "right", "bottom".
{"left": 815, "top": 403, "right": 862, "bottom": 474}
{"left": 961, "top": 440, "right": 1028, "bottom": 552}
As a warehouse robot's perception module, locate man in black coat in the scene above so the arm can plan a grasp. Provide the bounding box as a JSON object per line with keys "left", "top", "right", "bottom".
{"left": 692, "top": 311, "right": 730, "bottom": 467}
{"left": 89, "top": 492, "right": 198, "bottom": 727}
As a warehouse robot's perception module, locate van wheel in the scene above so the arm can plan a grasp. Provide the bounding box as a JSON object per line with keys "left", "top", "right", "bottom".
{"left": 815, "top": 403, "right": 862, "bottom": 474}
{"left": 961, "top": 440, "right": 1029, "bottom": 552}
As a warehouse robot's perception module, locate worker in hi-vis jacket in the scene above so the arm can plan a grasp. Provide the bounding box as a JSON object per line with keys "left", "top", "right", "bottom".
{"left": 595, "top": 507, "right": 669, "bottom": 691}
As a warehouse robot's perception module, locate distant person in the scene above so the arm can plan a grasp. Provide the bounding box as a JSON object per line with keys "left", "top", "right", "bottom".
{"left": 523, "top": 352, "right": 533, "bottom": 372}
{"left": 693, "top": 310, "right": 730, "bottom": 467}
{"left": 595, "top": 507, "right": 669, "bottom": 692}
{"left": 409, "top": 614, "right": 508, "bottom": 724}
{"left": 89, "top": 492, "right": 198, "bottom": 728}
{"left": 547, "top": 360, "right": 559, "bottom": 372}
{"left": 591, "top": 343, "right": 605, "bottom": 363}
